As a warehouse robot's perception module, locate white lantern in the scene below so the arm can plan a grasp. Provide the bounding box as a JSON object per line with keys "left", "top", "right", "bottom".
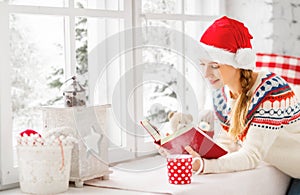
{"left": 62, "top": 76, "right": 86, "bottom": 107}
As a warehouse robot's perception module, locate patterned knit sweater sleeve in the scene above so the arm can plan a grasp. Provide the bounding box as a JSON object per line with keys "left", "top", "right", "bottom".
{"left": 203, "top": 72, "right": 298, "bottom": 174}
{"left": 203, "top": 122, "right": 280, "bottom": 173}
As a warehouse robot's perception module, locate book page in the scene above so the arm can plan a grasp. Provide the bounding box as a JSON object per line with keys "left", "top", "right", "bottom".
{"left": 140, "top": 120, "right": 161, "bottom": 142}
{"left": 160, "top": 124, "right": 194, "bottom": 144}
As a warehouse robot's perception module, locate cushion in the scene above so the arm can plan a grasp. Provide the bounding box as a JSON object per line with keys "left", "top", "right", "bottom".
{"left": 256, "top": 53, "right": 300, "bottom": 85}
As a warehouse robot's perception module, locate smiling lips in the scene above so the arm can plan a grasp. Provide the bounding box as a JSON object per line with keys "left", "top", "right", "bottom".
{"left": 210, "top": 79, "right": 220, "bottom": 85}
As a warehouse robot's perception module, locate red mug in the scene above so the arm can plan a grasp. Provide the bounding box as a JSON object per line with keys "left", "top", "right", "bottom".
{"left": 167, "top": 154, "right": 202, "bottom": 185}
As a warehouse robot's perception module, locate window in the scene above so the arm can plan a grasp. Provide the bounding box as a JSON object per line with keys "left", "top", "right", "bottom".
{"left": 0, "top": 0, "right": 132, "bottom": 187}
{"left": 135, "top": 0, "right": 224, "bottom": 156}
{"left": 0, "top": 0, "right": 224, "bottom": 188}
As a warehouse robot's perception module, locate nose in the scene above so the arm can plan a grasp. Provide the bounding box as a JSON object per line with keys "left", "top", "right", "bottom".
{"left": 204, "top": 65, "right": 213, "bottom": 78}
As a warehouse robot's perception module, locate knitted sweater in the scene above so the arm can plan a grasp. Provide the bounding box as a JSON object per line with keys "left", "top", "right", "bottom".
{"left": 204, "top": 71, "right": 300, "bottom": 178}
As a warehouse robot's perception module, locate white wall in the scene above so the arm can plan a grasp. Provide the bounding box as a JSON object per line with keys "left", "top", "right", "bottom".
{"left": 226, "top": 0, "right": 300, "bottom": 56}
{"left": 272, "top": 0, "right": 300, "bottom": 56}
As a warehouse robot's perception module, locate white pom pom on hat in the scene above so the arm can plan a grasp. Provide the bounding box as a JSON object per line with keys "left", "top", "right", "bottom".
{"left": 235, "top": 48, "right": 256, "bottom": 67}
{"left": 200, "top": 16, "right": 256, "bottom": 70}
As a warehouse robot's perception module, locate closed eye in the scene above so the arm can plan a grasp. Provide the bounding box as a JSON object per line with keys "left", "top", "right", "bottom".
{"left": 210, "top": 63, "right": 220, "bottom": 69}
{"left": 199, "top": 62, "right": 220, "bottom": 69}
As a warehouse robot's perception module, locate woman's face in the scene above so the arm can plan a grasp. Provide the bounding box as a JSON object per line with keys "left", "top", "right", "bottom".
{"left": 200, "top": 60, "right": 239, "bottom": 89}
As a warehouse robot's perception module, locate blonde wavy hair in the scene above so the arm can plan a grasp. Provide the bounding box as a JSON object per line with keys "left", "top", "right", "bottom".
{"left": 229, "top": 69, "right": 253, "bottom": 140}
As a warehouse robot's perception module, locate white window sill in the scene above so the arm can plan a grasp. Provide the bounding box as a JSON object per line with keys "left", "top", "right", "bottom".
{"left": 0, "top": 185, "right": 154, "bottom": 195}
{"left": 0, "top": 155, "right": 291, "bottom": 195}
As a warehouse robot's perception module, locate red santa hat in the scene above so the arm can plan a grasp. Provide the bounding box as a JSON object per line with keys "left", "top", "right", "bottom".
{"left": 200, "top": 16, "right": 256, "bottom": 70}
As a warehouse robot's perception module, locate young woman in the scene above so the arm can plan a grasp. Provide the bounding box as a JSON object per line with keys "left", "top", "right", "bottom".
{"left": 185, "top": 16, "right": 300, "bottom": 194}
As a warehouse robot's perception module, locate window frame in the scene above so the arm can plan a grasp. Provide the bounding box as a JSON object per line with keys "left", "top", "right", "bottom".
{"left": 0, "top": 2, "right": 19, "bottom": 189}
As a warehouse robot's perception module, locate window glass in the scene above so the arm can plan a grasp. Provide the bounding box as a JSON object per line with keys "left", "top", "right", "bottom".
{"left": 141, "top": 19, "right": 183, "bottom": 136}
{"left": 9, "top": 0, "right": 66, "bottom": 7}
{"left": 142, "top": 0, "right": 181, "bottom": 14}
{"left": 10, "top": 13, "right": 65, "bottom": 161}
{"left": 75, "top": 16, "right": 88, "bottom": 96}
{"left": 184, "top": 21, "right": 215, "bottom": 116}
{"left": 140, "top": 18, "right": 217, "bottom": 140}
{"left": 75, "top": 0, "right": 124, "bottom": 10}
{"left": 184, "top": 0, "right": 220, "bottom": 15}
{"left": 82, "top": 17, "right": 126, "bottom": 148}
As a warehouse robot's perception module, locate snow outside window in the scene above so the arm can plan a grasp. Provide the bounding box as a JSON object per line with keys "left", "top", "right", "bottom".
{"left": 136, "top": 0, "right": 224, "bottom": 157}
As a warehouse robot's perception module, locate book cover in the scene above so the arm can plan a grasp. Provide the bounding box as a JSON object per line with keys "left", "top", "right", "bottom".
{"left": 140, "top": 120, "right": 227, "bottom": 159}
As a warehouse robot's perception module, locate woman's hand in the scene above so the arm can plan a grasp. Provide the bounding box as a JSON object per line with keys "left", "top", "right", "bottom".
{"left": 185, "top": 145, "right": 204, "bottom": 173}
{"left": 156, "top": 145, "right": 170, "bottom": 157}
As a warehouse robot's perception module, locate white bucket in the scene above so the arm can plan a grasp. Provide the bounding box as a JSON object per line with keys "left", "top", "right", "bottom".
{"left": 17, "top": 145, "right": 72, "bottom": 195}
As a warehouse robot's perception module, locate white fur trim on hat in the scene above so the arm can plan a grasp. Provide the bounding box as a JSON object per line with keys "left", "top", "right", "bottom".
{"left": 200, "top": 43, "right": 256, "bottom": 70}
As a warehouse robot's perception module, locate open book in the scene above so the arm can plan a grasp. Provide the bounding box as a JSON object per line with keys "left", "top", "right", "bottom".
{"left": 140, "top": 120, "right": 227, "bottom": 159}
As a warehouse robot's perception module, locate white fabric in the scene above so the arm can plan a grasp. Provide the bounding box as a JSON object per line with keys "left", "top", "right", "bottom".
{"left": 214, "top": 128, "right": 241, "bottom": 153}
{"left": 85, "top": 155, "right": 290, "bottom": 195}
{"left": 200, "top": 43, "right": 256, "bottom": 70}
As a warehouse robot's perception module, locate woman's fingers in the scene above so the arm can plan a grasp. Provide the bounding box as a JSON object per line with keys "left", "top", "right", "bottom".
{"left": 185, "top": 145, "right": 200, "bottom": 157}
{"left": 156, "top": 145, "right": 169, "bottom": 157}
{"left": 185, "top": 146, "right": 202, "bottom": 172}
